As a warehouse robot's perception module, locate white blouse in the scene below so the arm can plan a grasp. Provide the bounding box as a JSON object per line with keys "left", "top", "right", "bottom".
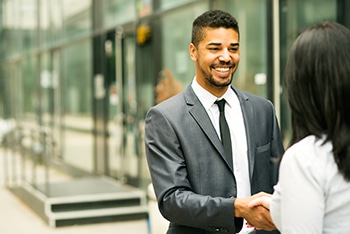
{"left": 270, "top": 135, "right": 350, "bottom": 233}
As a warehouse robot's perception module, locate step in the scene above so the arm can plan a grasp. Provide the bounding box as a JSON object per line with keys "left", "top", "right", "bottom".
{"left": 10, "top": 176, "right": 149, "bottom": 227}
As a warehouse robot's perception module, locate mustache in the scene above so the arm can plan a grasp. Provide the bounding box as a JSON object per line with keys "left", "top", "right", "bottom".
{"left": 212, "top": 61, "right": 235, "bottom": 67}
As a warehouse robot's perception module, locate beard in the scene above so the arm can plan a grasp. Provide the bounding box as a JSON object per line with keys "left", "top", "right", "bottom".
{"left": 198, "top": 63, "right": 234, "bottom": 87}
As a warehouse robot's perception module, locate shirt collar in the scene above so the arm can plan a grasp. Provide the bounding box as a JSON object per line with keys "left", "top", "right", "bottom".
{"left": 191, "top": 77, "right": 217, "bottom": 111}
{"left": 191, "top": 77, "right": 236, "bottom": 109}
{"left": 221, "top": 86, "right": 236, "bottom": 109}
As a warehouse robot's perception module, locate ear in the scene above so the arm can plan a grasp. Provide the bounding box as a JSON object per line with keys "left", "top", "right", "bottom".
{"left": 189, "top": 43, "right": 197, "bottom": 62}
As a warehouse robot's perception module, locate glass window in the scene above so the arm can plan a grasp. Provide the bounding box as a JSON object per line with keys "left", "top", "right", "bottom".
{"left": 0, "top": 67, "right": 4, "bottom": 117}
{"left": 0, "top": 66, "right": 14, "bottom": 118}
{"left": 280, "top": 0, "right": 337, "bottom": 67}
{"left": 63, "top": 41, "right": 92, "bottom": 117}
{"left": 103, "top": 0, "right": 136, "bottom": 28}
{"left": 39, "top": 0, "right": 50, "bottom": 48}
{"left": 40, "top": 0, "right": 64, "bottom": 48}
{"left": 49, "top": 0, "right": 64, "bottom": 45}
{"left": 136, "top": 0, "right": 152, "bottom": 17}
{"left": 161, "top": 3, "right": 208, "bottom": 88}
{"left": 0, "top": 29, "right": 14, "bottom": 60}
{"left": 0, "top": 1, "right": 17, "bottom": 57}
{"left": 62, "top": 39, "right": 93, "bottom": 172}
{"left": 31, "top": 0, "right": 65, "bottom": 48}
{"left": 160, "top": 0, "right": 193, "bottom": 9}
{"left": 0, "top": 0, "right": 38, "bottom": 56}
{"left": 40, "top": 52, "right": 52, "bottom": 124}
{"left": 21, "top": 56, "right": 39, "bottom": 123}
{"left": 20, "top": 0, "right": 38, "bottom": 53}
{"left": 63, "top": 0, "right": 92, "bottom": 40}
{"left": 279, "top": 0, "right": 337, "bottom": 145}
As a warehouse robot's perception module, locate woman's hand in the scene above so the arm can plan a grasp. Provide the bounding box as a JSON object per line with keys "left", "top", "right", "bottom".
{"left": 247, "top": 194, "right": 272, "bottom": 210}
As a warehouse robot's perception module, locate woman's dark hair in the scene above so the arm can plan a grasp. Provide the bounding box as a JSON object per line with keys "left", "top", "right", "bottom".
{"left": 191, "top": 9, "right": 239, "bottom": 47}
{"left": 284, "top": 21, "right": 350, "bottom": 181}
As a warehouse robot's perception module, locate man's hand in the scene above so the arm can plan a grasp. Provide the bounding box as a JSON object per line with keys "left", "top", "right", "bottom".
{"left": 234, "top": 192, "right": 276, "bottom": 231}
{"left": 248, "top": 194, "right": 272, "bottom": 210}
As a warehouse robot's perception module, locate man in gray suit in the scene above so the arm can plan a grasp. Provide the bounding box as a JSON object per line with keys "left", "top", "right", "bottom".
{"left": 145, "top": 10, "right": 284, "bottom": 234}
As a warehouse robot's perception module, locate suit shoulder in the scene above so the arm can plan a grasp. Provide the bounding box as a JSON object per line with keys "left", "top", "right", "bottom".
{"left": 239, "top": 90, "right": 273, "bottom": 105}
{"left": 148, "top": 91, "right": 186, "bottom": 113}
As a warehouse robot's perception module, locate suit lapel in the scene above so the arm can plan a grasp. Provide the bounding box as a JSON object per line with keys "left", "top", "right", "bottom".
{"left": 184, "top": 86, "right": 234, "bottom": 172}
{"left": 234, "top": 88, "right": 255, "bottom": 181}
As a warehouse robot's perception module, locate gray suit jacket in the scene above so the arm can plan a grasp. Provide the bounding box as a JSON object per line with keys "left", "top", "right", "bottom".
{"left": 145, "top": 85, "right": 284, "bottom": 234}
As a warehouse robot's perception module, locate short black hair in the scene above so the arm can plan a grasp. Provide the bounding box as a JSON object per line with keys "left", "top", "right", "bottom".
{"left": 284, "top": 21, "right": 350, "bottom": 181}
{"left": 191, "top": 10, "right": 239, "bottom": 47}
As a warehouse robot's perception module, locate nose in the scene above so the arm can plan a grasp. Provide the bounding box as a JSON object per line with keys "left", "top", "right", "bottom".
{"left": 218, "top": 48, "right": 231, "bottom": 62}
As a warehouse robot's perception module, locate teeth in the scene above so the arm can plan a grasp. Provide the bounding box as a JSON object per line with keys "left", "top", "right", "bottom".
{"left": 215, "top": 67, "right": 229, "bottom": 72}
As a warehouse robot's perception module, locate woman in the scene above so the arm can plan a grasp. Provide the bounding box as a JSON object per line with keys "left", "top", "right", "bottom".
{"left": 249, "top": 22, "right": 350, "bottom": 233}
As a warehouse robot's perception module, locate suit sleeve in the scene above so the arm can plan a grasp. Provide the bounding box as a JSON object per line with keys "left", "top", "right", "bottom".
{"left": 144, "top": 106, "right": 242, "bottom": 233}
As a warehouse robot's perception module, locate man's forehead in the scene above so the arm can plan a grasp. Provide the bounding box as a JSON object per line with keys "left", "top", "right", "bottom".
{"left": 200, "top": 28, "right": 239, "bottom": 45}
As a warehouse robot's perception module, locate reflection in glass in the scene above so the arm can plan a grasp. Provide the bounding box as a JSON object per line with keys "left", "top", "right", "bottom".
{"left": 104, "top": 0, "right": 136, "bottom": 28}
{"left": 21, "top": 56, "right": 38, "bottom": 123}
{"left": 279, "top": 0, "right": 337, "bottom": 146}
{"left": 63, "top": 0, "right": 92, "bottom": 40}
{"left": 62, "top": 40, "right": 93, "bottom": 172}
{"left": 161, "top": 3, "right": 207, "bottom": 86}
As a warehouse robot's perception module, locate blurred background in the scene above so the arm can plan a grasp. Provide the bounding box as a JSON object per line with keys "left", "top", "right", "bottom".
{"left": 0, "top": 0, "right": 349, "bottom": 233}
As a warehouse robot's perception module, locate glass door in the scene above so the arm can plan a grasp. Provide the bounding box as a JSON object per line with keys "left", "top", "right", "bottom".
{"left": 40, "top": 51, "right": 62, "bottom": 161}
{"left": 106, "top": 27, "right": 141, "bottom": 186}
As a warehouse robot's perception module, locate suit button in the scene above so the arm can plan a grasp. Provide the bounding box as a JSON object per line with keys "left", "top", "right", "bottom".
{"left": 211, "top": 227, "right": 228, "bottom": 232}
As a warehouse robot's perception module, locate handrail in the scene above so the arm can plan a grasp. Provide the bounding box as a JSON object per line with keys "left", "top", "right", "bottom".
{"left": 2, "top": 123, "right": 56, "bottom": 194}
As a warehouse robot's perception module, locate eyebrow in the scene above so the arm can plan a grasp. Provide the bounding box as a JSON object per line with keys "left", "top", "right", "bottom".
{"left": 207, "top": 42, "right": 239, "bottom": 46}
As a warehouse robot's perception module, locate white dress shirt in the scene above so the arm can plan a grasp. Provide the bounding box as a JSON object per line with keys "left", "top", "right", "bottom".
{"left": 191, "top": 78, "right": 254, "bottom": 234}
{"left": 271, "top": 135, "right": 350, "bottom": 233}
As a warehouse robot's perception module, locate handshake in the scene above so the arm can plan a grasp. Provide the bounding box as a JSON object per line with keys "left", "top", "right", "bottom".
{"left": 234, "top": 192, "right": 275, "bottom": 231}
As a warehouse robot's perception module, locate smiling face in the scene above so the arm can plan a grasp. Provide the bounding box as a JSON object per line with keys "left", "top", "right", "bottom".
{"left": 189, "top": 27, "right": 240, "bottom": 97}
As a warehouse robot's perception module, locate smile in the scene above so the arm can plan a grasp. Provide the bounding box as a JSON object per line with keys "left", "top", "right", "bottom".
{"left": 215, "top": 67, "right": 230, "bottom": 72}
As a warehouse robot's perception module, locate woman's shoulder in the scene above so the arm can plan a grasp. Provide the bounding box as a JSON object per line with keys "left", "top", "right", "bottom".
{"left": 286, "top": 135, "right": 331, "bottom": 158}
{"left": 281, "top": 135, "right": 334, "bottom": 180}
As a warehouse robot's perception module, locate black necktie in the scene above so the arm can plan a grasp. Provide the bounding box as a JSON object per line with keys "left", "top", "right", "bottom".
{"left": 215, "top": 99, "right": 233, "bottom": 167}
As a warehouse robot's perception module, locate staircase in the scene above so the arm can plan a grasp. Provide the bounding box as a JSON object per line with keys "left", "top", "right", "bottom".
{"left": 10, "top": 177, "right": 149, "bottom": 227}
{"left": 3, "top": 125, "right": 149, "bottom": 227}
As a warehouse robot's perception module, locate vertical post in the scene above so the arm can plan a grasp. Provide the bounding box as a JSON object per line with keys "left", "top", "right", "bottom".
{"left": 42, "top": 127, "right": 51, "bottom": 194}
{"left": 273, "top": 0, "right": 281, "bottom": 121}
{"left": 115, "top": 26, "right": 125, "bottom": 181}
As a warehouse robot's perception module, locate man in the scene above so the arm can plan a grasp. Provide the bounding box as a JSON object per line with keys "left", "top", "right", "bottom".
{"left": 145, "top": 10, "right": 284, "bottom": 234}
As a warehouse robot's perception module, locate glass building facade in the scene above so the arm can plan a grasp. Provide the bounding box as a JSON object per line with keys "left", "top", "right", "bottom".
{"left": 1, "top": 0, "right": 349, "bottom": 191}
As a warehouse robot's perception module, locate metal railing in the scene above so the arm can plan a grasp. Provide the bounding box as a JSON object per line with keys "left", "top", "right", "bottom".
{"left": 2, "top": 123, "right": 55, "bottom": 193}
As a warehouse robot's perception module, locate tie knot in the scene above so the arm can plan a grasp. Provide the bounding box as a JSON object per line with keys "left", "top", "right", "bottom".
{"left": 215, "top": 99, "right": 226, "bottom": 112}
